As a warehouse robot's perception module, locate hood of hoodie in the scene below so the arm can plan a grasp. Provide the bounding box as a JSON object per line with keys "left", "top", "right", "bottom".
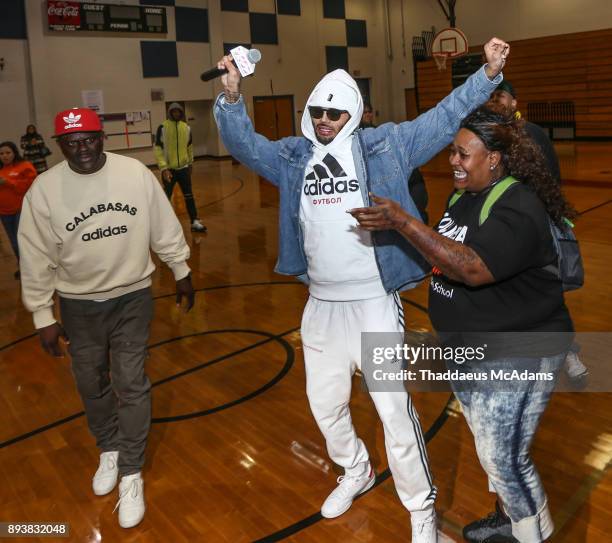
{"left": 167, "top": 102, "right": 184, "bottom": 119}
{"left": 301, "top": 69, "right": 363, "bottom": 152}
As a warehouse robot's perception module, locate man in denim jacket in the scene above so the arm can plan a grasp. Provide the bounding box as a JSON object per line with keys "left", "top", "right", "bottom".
{"left": 214, "top": 38, "right": 509, "bottom": 543}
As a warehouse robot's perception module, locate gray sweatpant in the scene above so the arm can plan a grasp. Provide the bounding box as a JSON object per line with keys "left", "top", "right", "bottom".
{"left": 59, "top": 288, "right": 154, "bottom": 476}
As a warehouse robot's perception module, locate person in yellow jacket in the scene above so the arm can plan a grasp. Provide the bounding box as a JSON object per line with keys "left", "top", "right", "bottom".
{"left": 154, "top": 102, "right": 206, "bottom": 232}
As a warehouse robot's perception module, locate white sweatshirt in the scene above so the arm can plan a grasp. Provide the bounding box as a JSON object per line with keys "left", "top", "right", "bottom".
{"left": 299, "top": 70, "right": 386, "bottom": 301}
{"left": 19, "top": 152, "right": 191, "bottom": 329}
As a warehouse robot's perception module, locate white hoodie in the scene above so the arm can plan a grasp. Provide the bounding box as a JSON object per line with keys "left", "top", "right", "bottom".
{"left": 299, "top": 70, "right": 386, "bottom": 301}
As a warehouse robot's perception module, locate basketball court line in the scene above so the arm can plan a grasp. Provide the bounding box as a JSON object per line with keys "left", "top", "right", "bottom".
{"left": 577, "top": 198, "right": 612, "bottom": 216}
{"left": 2, "top": 270, "right": 604, "bottom": 539}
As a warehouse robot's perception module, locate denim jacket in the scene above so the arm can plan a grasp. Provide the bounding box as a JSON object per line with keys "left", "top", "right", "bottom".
{"left": 214, "top": 66, "right": 502, "bottom": 292}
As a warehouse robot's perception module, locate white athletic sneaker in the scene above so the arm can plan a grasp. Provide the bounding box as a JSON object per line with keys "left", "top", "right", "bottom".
{"left": 565, "top": 351, "right": 588, "bottom": 380}
{"left": 320, "top": 466, "right": 375, "bottom": 518}
{"left": 92, "top": 451, "right": 119, "bottom": 496}
{"left": 411, "top": 511, "right": 438, "bottom": 543}
{"left": 114, "top": 473, "right": 145, "bottom": 528}
{"left": 191, "top": 219, "right": 207, "bottom": 232}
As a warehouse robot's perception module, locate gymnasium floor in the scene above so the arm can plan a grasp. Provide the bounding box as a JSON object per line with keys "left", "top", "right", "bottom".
{"left": 0, "top": 141, "right": 610, "bottom": 542}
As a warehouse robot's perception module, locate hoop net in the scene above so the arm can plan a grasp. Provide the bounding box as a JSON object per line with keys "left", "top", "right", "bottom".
{"left": 433, "top": 52, "right": 450, "bottom": 71}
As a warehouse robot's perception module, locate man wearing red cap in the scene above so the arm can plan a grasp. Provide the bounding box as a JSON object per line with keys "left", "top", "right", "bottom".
{"left": 18, "top": 107, "right": 195, "bottom": 529}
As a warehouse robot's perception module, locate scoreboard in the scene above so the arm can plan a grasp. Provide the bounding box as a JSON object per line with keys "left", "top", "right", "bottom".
{"left": 47, "top": 1, "right": 167, "bottom": 33}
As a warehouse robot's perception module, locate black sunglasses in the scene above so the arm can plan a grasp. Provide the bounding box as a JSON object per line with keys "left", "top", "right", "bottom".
{"left": 309, "top": 106, "right": 347, "bottom": 122}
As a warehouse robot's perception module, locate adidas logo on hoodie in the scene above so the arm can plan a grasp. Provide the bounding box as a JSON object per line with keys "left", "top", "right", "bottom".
{"left": 303, "top": 153, "right": 359, "bottom": 196}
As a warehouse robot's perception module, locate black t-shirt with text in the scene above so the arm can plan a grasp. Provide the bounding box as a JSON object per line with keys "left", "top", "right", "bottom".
{"left": 428, "top": 183, "right": 573, "bottom": 356}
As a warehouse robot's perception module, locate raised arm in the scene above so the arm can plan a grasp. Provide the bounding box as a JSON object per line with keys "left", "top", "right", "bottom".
{"left": 396, "top": 37, "right": 509, "bottom": 172}
{"left": 213, "top": 55, "right": 284, "bottom": 186}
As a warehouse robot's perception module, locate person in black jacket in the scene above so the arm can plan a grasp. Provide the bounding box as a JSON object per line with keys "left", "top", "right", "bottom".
{"left": 488, "top": 81, "right": 588, "bottom": 384}
{"left": 20, "top": 125, "right": 49, "bottom": 174}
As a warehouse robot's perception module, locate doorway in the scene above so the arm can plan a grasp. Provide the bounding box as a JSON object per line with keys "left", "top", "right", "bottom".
{"left": 253, "top": 96, "right": 295, "bottom": 204}
{"left": 253, "top": 95, "right": 296, "bottom": 140}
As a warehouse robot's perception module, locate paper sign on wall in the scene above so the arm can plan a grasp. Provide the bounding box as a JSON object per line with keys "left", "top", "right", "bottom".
{"left": 81, "top": 90, "right": 105, "bottom": 113}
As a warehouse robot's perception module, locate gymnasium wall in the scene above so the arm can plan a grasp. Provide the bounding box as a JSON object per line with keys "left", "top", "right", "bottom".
{"left": 24, "top": 0, "right": 215, "bottom": 166}
{"left": 0, "top": 39, "right": 33, "bottom": 148}
{"left": 2, "top": 0, "right": 395, "bottom": 166}
{"left": 387, "top": 0, "right": 612, "bottom": 127}
{"left": 454, "top": 0, "right": 612, "bottom": 45}
{"left": 0, "top": 0, "right": 611, "bottom": 166}
{"left": 416, "top": 27, "right": 612, "bottom": 139}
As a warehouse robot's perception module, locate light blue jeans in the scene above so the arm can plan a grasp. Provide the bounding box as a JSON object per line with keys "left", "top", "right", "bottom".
{"left": 447, "top": 353, "right": 565, "bottom": 542}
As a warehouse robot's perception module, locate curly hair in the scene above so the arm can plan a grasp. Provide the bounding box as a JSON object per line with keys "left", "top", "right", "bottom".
{"left": 460, "top": 107, "right": 576, "bottom": 226}
{"left": 0, "top": 141, "right": 24, "bottom": 164}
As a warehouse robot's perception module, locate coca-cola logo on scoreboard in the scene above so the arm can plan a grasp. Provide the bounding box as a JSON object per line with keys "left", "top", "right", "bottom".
{"left": 48, "top": 1, "right": 81, "bottom": 27}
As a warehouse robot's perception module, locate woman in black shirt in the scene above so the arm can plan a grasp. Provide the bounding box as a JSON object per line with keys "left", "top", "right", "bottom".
{"left": 350, "top": 107, "right": 575, "bottom": 543}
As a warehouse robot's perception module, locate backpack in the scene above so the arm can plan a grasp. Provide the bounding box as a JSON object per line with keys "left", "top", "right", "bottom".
{"left": 448, "top": 176, "right": 584, "bottom": 291}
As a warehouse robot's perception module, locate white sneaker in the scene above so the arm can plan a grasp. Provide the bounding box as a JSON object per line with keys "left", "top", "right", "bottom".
{"left": 191, "top": 219, "right": 207, "bottom": 232}
{"left": 114, "top": 473, "right": 145, "bottom": 528}
{"left": 565, "top": 351, "right": 588, "bottom": 380}
{"left": 320, "top": 466, "right": 375, "bottom": 518}
{"left": 92, "top": 451, "right": 119, "bottom": 496}
{"left": 411, "top": 511, "right": 438, "bottom": 543}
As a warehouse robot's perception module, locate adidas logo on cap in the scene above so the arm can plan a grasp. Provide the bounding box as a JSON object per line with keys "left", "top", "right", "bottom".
{"left": 54, "top": 107, "right": 102, "bottom": 137}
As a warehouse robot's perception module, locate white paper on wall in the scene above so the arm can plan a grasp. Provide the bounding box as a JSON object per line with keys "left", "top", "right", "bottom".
{"left": 81, "top": 90, "right": 105, "bottom": 113}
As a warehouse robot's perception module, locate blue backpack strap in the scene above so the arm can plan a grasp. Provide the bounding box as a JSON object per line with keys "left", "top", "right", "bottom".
{"left": 479, "top": 176, "right": 519, "bottom": 226}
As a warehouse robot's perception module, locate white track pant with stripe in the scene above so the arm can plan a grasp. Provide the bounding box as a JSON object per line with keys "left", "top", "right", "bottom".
{"left": 301, "top": 293, "right": 437, "bottom": 516}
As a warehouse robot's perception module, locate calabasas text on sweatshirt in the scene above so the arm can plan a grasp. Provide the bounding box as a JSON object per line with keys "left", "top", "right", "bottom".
{"left": 19, "top": 152, "right": 191, "bottom": 329}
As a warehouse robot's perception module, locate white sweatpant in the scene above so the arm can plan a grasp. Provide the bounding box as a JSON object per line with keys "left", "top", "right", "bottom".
{"left": 301, "top": 293, "right": 437, "bottom": 515}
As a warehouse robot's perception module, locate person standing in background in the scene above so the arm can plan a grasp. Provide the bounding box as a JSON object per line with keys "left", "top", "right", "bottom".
{"left": 21, "top": 124, "right": 50, "bottom": 174}
{"left": 359, "top": 102, "right": 376, "bottom": 129}
{"left": 155, "top": 103, "right": 207, "bottom": 233}
{"left": 487, "top": 81, "right": 588, "bottom": 384}
{"left": 0, "top": 141, "right": 37, "bottom": 279}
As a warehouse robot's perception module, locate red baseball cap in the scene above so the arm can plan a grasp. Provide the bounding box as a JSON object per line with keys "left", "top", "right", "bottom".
{"left": 53, "top": 107, "right": 102, "bottom": 138}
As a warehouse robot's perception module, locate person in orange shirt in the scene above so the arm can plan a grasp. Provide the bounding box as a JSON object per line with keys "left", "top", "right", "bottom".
{"left": 0, "top": 141, "right": 37, "bottom": 279}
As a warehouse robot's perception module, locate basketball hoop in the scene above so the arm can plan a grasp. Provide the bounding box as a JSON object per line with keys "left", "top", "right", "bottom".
{"left": 431, "top": 27, "right": 468, "bottom": 71}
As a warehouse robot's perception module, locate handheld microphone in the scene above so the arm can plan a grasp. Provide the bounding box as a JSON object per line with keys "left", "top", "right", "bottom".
{"left": 201, "top": 48, "right": 262, "bottom": 81}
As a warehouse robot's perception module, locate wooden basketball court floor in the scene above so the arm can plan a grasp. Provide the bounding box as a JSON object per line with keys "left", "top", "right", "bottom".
{"left": 0, "top": 141, "right": 610, "bottom": 542}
